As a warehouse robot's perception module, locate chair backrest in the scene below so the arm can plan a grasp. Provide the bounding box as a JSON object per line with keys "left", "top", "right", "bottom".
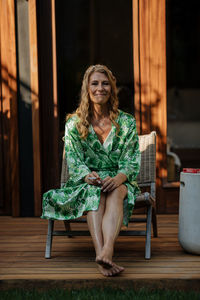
{"left": 61, "top": 131, "right": 156, "bottom": 188}
{"left": 136, "top": 131, "right": 156, "bottom": 185}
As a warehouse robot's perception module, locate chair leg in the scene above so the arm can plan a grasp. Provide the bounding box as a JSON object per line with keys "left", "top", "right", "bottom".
{"left": 64, "top": 220, "right": 72, "bottom": 238}
{"left": 152, "top": 207, "right": 158, "bottom": 237}
{"left": 145, "top": 205, "right": 152, "bottom": 259}
{"left": 45, "top": 220, "right": 54, "bottom": 259}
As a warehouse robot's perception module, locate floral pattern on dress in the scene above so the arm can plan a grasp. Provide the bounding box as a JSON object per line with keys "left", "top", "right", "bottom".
{"left": 41, "top": 110, "right": 141, "bottom": 226}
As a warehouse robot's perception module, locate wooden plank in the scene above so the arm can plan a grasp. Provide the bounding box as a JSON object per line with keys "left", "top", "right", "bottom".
{"left": 1, "top": 253, "right": 199, "bottom": 262}
{"left": 0, "top": 0, "right": 11, "bottom": 215}
{"left": 51, "top": 0, "right": 58, "bottom": 122}
{"left": 1, "top": 261, "right": 200, "bottom": 268}
{"left": 0, "top": 0, "right": 4, "bottom": 210}
{"left": 0, "top": 0, "right": 20, "bottom": 216}
{"left": 1, "top": 266, "right": 200, "bottom": 274}
{"left": 1, "top": 273, "right": 200, "bottom": 280}
{"left": 36, "top": 0, "right": 60, "bottom": 202}
{"left": 149, "top": 0, "right": 167, "bottom": 212}
{"left": 7, "top": 0, "right": 20, "bottom": 216}
{"left": 132, "top": 0, "right": 141, "bottom": 133}
{"left": 50, "top": 0, "right": 59, "bottom": 189}
{"left": 139, "top": 0, "right": 151, "bottom": 134}
{"left": 28, "top": 0, "right": 42, "bottom": 216}
{"left": 132, "top": 0, "right": 168, "bottom": 213}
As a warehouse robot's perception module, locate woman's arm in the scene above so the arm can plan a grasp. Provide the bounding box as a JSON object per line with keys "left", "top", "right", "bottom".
{"left": 65, "top": 122, "right": 91, "bottom": 184}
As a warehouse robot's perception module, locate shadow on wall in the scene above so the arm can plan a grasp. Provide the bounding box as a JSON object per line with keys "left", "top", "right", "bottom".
{"left": 0, "top": 63, "right": 38, "bottom": 216}
{"left": 134, "top": 79, "right": 166, "bottom": 182}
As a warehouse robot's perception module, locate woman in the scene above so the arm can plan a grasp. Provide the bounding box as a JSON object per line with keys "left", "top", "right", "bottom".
{"left": 42, "top": 64, "right": 141, "bottom": 276}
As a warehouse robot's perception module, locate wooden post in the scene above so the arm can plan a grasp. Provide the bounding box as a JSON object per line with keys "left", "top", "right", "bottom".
{"left": 29, "top": 0, "right": 41, "bottom": 216}
{"left": 133, "top": 0, "right": 167, "bottom": 212}
{"left": 8, "top": 0, "right": 20, "bottom": 216}
{"left": 132, "top": 0, "right": 141, "bottom": 133}
{"left": 51, "top": 0, "right": 59, "bottom": 159}
{"left": 0, "top": 0, "right": 11, "bottom": 215}
{"left": 28, "top": 0, "right": 59, "bottom": 216}
{"left": 0, "top": 0, "right": 20, "bottom": 216}
{"left": 33, "top": 0, "right": 59, "bottom": 213}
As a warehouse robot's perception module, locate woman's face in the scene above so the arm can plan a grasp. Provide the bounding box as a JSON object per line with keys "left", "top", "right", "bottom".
{"left": 88, "top": 72, "right": 111, "bottom": 105}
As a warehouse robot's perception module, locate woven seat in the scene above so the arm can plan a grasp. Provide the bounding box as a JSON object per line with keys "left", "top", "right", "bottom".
{"left": 45, "top": 131, "right": 158, "bottom": 260}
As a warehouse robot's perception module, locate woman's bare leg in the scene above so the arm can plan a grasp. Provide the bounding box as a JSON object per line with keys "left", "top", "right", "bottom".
{"left": 87, "top": 192, "right": 124, "bottom": 276}
{"left": 87, "top": 193, "right": 106, "bottom": 257}
{"left": 96, "top": 184, "right": 127, "bottom": 272}
{"left": 87, "top": 193, "right": 113, "bottom": 276}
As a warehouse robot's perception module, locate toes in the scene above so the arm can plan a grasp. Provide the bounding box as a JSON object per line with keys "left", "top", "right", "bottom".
{"left": 111, "top": 267, "right": 118, "bottom": 276}
{"left": 112, "top": 263, "right": 125, "bottom": 274}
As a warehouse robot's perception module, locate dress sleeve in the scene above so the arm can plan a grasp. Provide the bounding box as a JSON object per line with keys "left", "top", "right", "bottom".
{"left": 64, "top": 122, "right": 91, "bottom": 184}
{"left": 117, "top": 119, "right": 141, "bottom": 184}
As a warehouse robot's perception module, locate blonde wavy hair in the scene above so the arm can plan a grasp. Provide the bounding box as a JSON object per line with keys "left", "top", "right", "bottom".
{"left": 66, "top": 64, "right": 120, "bottom": 139}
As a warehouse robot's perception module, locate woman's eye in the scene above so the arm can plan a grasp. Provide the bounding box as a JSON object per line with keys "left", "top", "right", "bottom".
{"left": 90, "top": 81, "right": 110, "bottom": 86}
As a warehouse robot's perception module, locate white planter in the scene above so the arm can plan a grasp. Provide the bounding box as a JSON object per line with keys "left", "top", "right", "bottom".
{"left": 179, "top": 172, "right": 200, "bottom": 254}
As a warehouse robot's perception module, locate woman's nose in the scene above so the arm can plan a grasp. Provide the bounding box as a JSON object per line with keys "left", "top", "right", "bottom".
{"left": 97, "top": 83, "right": 104, "bottom": 90}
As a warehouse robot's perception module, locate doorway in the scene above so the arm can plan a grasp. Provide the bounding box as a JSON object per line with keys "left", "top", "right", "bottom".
{"left": 55, "top": 0, "right": 134, "bottom": 134}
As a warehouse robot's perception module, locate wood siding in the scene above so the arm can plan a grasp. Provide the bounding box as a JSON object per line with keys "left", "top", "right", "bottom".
{"left": 0, "top": 0, "right": 177, "bottom": 215}
{"left": 29, "top": 0, "right": 41, "bottom": 216}
{"left": 132, "top": 0, "right": 174, "bottom": 213}
{"left": 0, "top": 0, "right": 20, "bottom": 216}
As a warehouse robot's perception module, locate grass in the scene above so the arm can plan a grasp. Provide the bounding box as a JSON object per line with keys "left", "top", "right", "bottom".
{"left": 0, "top": 288, "right": 200, "bottom": 300}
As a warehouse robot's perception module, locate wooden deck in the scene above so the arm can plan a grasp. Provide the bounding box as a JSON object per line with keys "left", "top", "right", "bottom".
{"left": 0, "top": 215, "right": 200, "bottom": 291}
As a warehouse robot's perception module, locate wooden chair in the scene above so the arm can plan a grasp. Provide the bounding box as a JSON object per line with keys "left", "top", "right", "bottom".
{"left": 45, "top": 131, "right": 158, "bottom": 260}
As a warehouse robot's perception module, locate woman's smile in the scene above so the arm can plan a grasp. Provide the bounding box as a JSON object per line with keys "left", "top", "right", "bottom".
{"left": 88, "top": 72, "right": 111, "bottom": 105}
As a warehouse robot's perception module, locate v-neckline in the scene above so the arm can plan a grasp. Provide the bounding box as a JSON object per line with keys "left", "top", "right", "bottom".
{"left": 88, "top": 110, "right": 121, "bottom": 150}
{"left": 102, "top": 127, "right": 113, "bottom": 147}
{"left": 90, "top": 123, "right": 113, "bottom": 146}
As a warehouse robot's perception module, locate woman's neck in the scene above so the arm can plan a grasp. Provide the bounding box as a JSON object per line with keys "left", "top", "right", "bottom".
{"left": 91, "top": 104, "right": 109, "bottom": 121}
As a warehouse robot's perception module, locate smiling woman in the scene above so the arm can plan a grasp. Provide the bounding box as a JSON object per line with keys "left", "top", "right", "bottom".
{"left": 41, "top": 64, "right": 141, "bottom": 277}
{"left": 89, "top": 72, "right": 112, "bottom": 145}
{"left": 88, "top": 72, "right": 111, "bottom": 105}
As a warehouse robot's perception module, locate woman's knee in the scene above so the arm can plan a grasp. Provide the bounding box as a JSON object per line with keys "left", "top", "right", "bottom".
{"left": 108, "top": 184, "right": 127, "bottom": 200}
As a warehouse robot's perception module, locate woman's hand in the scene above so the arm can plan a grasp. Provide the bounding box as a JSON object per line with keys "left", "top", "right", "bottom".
{"left": 85, "top": 171, "right": 102, "bottom": 186}
{"left": 101, "top": 173, "right": 127, "bottom": 192}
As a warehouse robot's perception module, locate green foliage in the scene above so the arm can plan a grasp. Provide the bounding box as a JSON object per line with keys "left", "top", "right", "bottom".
{"left": 0, "top": 288, "right": 200, "bottom": 300}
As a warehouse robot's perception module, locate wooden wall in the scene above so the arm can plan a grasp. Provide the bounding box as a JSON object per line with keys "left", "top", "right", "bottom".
{"left": 0, "top": 0, "right": 60, "bottom": 217}
{"left": 0, "top": 0, "right": 178, "bottom": 216}
{"left": 36, "top": 0, "right": 60, "bottom": 205}
{"left": 27, "top": 0, "right": 60, "bottom": 216}
{"left": 0, "top": 0, "right": 20, "bottom": 216}
{"left": 133, "top": 0, "right": 179, "bottom": 213}
{"left": 29, "top": 0, "right": 41, "bottom": 216}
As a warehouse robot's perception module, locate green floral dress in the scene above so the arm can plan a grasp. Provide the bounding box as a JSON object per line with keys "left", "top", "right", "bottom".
{"left": 41, "top": 110, "right": 141, "bottom": 226}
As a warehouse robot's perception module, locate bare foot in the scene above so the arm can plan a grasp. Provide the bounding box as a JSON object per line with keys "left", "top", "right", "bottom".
{"left": 96, "top": 246, "right": 114, "bottom": 269}
{"left": 98, "top": 263, "right": 124, "bottom": 277}
{"left": 98, "top": 265, "right": 113, "bottom": 277}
